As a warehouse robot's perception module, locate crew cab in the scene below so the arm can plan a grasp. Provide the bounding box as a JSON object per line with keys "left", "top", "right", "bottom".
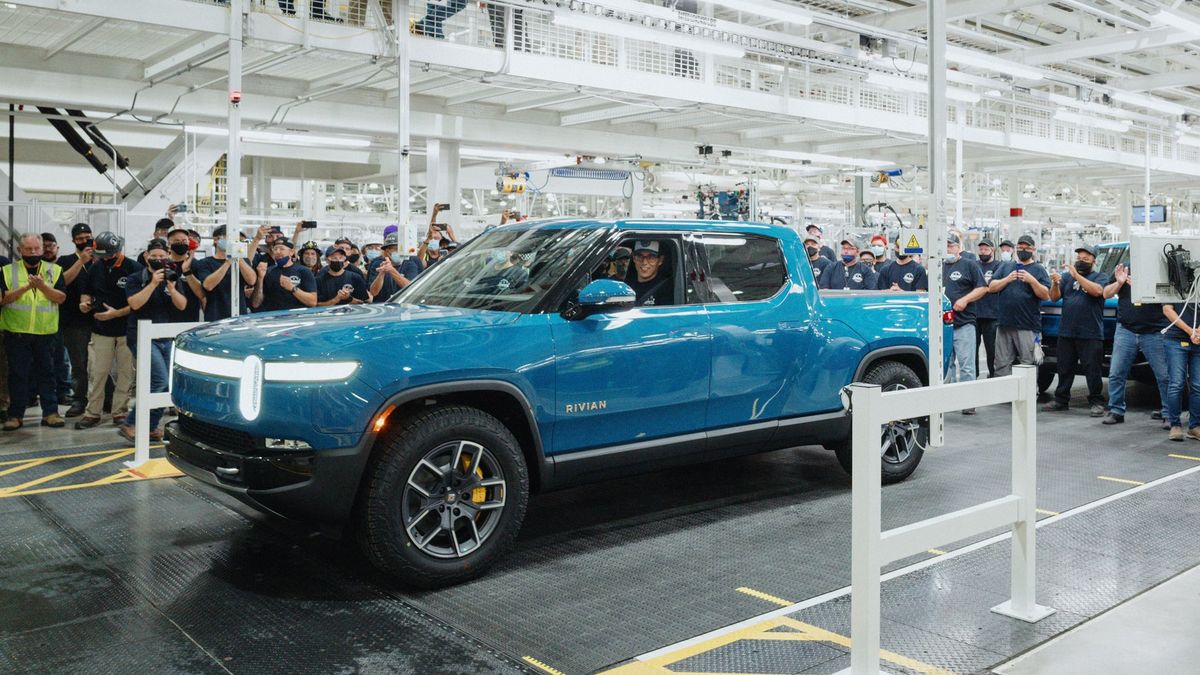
{"left": 165, "top": 219, "right": 952, "bottom": 587}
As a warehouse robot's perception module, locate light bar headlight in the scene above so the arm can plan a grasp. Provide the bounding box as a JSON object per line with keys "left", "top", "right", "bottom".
{"left": 174, "top": 349, "right": 359, "bottom": 383}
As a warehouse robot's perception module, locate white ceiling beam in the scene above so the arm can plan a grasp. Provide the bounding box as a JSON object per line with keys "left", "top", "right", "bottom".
{"left": 43, "top": 17, "right": 106, "bottom": 61}
{"left": 143, "top": 34, "right": 228, "bottom": 80}
{"left": 444, "top": 88, "right": 509, "bottom": 106}
{"left": 505, "top": 92, "right": 589, "bottom": 114}
{"left": 1011, "top": 28, "right": 1194, "bottom": 66}
{"left": 813, "top": 136, "right": 917, "bottom": 153}
{"left": 559, "top": 105, "right": 650, "bottom": 126}
{"left": 740, "top": 124, "right": 803, "bottom": 140}
{"left": 863, "top": 0, "right": 1045, "bottom": 31}
{"left": 1109, "top": 70, "right": 1200, "bottom": 92}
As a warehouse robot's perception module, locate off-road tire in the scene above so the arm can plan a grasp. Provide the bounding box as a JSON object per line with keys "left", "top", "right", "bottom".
{"left": 832, "top": 360, "right": 927, "bottom": 484}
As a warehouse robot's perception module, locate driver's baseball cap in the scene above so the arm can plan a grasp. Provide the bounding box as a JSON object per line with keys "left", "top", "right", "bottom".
{"left": 634, "top": 241, "right": 660, "bottom": 256}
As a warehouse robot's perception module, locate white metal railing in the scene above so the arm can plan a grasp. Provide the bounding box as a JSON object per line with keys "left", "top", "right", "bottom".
{"left": 840, "top": 364, "right": 1053, "bottom": 675}
{"left": 125, "top": 319, "right": 204, "bottom": 469}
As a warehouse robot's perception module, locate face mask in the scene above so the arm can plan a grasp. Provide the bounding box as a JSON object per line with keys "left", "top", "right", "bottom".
{"left": 1075, "top": 261, "right": 1093, "bottom": 275}
{"left": 860, "top": 260, "right": 874, "bottom": 269}
{"left": 275, "top": 255, "right": 292, "bottom": 266}
{"left": 979, "top": 254, "right": 992, "bottom": 263}
{"left": 22, "top": 255, "right": 40, "bottom": 267}
{"left": 328, "top": 260, "right": 345, "bottom": 272}
{"left": 943, "top": 253, "right": 958, "bottom": 263}
{"left": 365, "top": 249, "right": 381, "bottom": 261}
{"left": 896, "top": 253, "right": 909, "bottom": 261}
{"left": 348, "top": 253, "right": 361, "bottom": 264}
{"left": 147, "top": 258, "right": 166, "bottom": 271}
{"left": 1000, "top": 251, "right": 1013, "bottom": 262}
{"left": 489, "top": 249, "right": 508, "bottom": 265}
{"left": 428, "top": 241, "right": 441, "bottom": 253}
{"left": 841, "top": 254, "right": 856, "bottom": 264}
{"left": 871, "top": 246, "right": 886, "bottom": 257}
{"left": 170, "top": 242, "right": 190, "bottom": 256}
{"left": 805, "top": 246, "right": 819, "bottom": 258}
{"left": 1016, "top": 249, "right": 1034, "bottom": 263}
{"left": 103, "top": 255, "right": 118, "bottom": 265}
{"left": 76, "top": 239, "right": 94, "bottom": 251}
{"left": 213, "top": 239, "right": 225, "bottom": 252}
{"left": 389, "top": 252, "right": 404, "bottom": 265}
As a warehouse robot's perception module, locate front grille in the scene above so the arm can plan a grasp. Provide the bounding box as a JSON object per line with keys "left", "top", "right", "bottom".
{"left": 178, "top": 416, "right": 257, "bottom": 453}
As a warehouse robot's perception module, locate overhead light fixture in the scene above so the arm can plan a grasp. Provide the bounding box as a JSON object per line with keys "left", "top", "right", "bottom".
{"left": 553, "top": 13, "right": 747, "bottom": 59}
{"left": 1108, "top": 90, "right": 1186, "bottom": 117}
{"left": 1054, "top": 110, "right": 1132, "bottom": 133}
{"left": 705, "top": 0, "right": 814, "bottom": 25}
{"left": 725, "top": 158, "right": 828, "bottom": 173}
{"left": 1152, "top": 8, "right": 1200, "bottom": 37}
{"left": 865, "top": 72, "right": 981, "bottom": 104}
{"left": 761, "top": 148, "right": 893, "bottom": 169}
{"left": 189, "top": 125, "right": 372, "bottom": 148}
{"left": 459, "top": 147, "right": 568, "bottom": 162}
{"left": 946, "top": 46, "right": 1045, "bottom": 81}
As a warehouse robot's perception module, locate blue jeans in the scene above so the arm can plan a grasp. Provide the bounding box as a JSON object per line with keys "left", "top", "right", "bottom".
{"left": 124, "top": 339, "right": 171, "bottom": 431}
{"left": 1108, "top": 324, "right": 1169, "bottom": 417}
{"left": 948, "top": 323, "right": 977, "bottom": 384}
{"left": 1165, "top": 340, "right": 1200, "bottom": 428}
{"left": 414, "top": 0, "right": 468, "bottom": 38}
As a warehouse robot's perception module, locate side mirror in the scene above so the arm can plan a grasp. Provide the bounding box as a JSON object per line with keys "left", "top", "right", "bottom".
{"left": 564, "top": 279, "right": 636, "bottom": 320}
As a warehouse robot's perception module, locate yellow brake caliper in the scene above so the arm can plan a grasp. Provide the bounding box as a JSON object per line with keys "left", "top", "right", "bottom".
{"left": 461, "top": 454, "right": 487, "bottom": 504}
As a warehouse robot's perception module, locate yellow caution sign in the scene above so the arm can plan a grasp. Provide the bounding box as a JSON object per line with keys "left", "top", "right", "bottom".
{"left": 900, "top": 228, "right": 925, "bottom": 255}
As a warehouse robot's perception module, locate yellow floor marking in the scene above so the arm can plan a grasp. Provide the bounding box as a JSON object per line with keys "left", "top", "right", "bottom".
{"left": 736, "top": 586, "right": 793, "bottom": 607}
{"left": 0, "top": 457, "right": 54, "bottom": 478}
{"left": 1097, "top": 475, "right": 1145, "bottom": 486}
{"left": 0, "top": 445, "right": 163, "bottom": 466}
{"left": 1036, "top": 509, "right": 1060, "bottom": 516}
{"left": 0, "top": 450, "right": 132, "bottom": 496}
{"left": 522, "top": 656, "right": 565, "bottom": 675}
{"left": 2, "top": 471, "right": 139, "bottom": 498}
{"left": 124, "top": 458, "right": 183, "bottom": 480}
{"left": 928, "top": 548, "right": 947, "bottom": 555}
{"left": 602, "top": 616, "right": 954, "bottom": 675}
{"left": 1168, "top": 453, "right": 1200, "bottom": 462}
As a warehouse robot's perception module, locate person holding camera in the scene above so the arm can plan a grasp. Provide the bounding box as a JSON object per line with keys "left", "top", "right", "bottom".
{"left": 57, "top": 223, "right": 95, "bottom": 418}
{"left": 0, "top": 233, "right": 67, "bottom": 430}
{"left": 194, "top": 225, "right": 254, "bottom": 321}
{"left": 166, "top": 228, "right": 205, "bottom": 322}
{"left": 368, "top": 233, "right": 415, "bottom": 302}
{"left": 75, "top": 232, "right": 141, "bottom": 430}
{"left": 117, "top": 239, "right": 187, "bottom": 443}
{"left": 251, "top": 238, "right": 317, "bottom": 311}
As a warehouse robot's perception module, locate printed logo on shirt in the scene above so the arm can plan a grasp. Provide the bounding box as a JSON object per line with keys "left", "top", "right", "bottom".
{"left": 289, "top": 276, "right": 301, "bottom": 287}
{"left": 1072, "top": 281, "right": 1080, "bottom": 291}
{"left": 497, "top": 278, "right": 511, "bottom": 291}
{"left": 984, "top": 271, "right": 994, "bottom": 283}
{"left": 813, "top": 267, "right": 822, "bottom": 278}
{"left": 852, "top": 273, "right": 863, "bottom": 283}
{"left": 341, "top": 284, "right": 354, "bottom": 294}
{"left": 903, "top": 273, "right": 915, "bottom": 284}
{"left": 949, "top": 271, "right": 963, "bottom": 281}
{"left": 116, "top": 277, "right": 128, "bottom": 289}
{"left": 643, "top": 296, "right": 656, "bottom": 306}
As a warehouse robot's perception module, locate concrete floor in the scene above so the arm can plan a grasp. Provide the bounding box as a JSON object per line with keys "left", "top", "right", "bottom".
{"left": 995, "top": 563, "right": 1200, "bottom": 675}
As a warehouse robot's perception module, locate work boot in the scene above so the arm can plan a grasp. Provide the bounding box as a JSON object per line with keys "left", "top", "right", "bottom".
{"left": 111, "top": 415, "right": 125, "bottom": 427}
{"left": 1163, "top": 419, "right": 1172, "bottom": 430}
{"left": 117, "top": 424, "right": 135, "bottom": 443}
{"left": 1170, "top": 426, "right": 1184, "bottom": 441}
{"left": 64, "top": 402, "right": 86, "bottom": 418}
{"left": 40, "top": 414, "right": 64, "bottom": 428}
{"left": 1042, "top": 401, "right": 1068, "bottom": 412}
{"left": 1089, "top": 404, "right": 1106, "bottom": 417}
{"left": 73, "top": 416, "right": 102, "bottom": 430}
{"left": 1102, "top": 413, "right": 1124, "bottom": 425}
{"left": 149, "top": 428, "right": 164, "bottom": 441}
{"left": 2, "top": 418, "right": 21, "bottom": 432}
{"left": 1188, "top": 428, "right": 1200, "bottom": 442}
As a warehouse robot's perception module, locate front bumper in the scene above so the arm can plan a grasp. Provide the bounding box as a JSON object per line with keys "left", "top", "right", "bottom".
{"left": 165, "top": 419, "right": 368, "bottom": 525}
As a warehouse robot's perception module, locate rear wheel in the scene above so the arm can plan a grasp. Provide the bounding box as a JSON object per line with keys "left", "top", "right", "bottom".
{"left": 359, "top": 405, "right": 529, "bottom": 588}
{"left": 832, "top": 360, "right": 928, "bottom": 484}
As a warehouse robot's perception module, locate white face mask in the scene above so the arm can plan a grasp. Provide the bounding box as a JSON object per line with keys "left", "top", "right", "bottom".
{"left": 1000, "top": 251, "right": 1013, "bottom": 262}
{"left": 870, "top": 245, "right": 886, "bottom": 257}
{"left": 943, "top": 253, "right": 958, "bottom": 263}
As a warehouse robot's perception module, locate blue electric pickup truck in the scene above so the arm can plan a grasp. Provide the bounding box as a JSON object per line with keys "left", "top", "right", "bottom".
{"left": 1038, "top": 242, "right": 1138, "bottom": 391}
{"left": 165, "top": 219, "right": 951, "bottom": 587}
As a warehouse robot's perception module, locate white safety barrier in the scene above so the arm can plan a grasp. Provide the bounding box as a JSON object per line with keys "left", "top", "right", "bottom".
{"left": 840, "top": 364, "right": 1053, "bottom": 675}
{"left": 124, "top": 320, "right": 203, "bottom": 469}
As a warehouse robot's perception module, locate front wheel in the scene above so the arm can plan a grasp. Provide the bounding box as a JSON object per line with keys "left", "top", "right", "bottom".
{"left": 832, "top": 360, "right": 928, "bottom": 484}
{"left": 359, "top": 405, "right": 529, "bottom": 588}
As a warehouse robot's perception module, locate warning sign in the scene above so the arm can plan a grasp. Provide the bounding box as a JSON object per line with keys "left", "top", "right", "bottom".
{"left": 899, "top": 229, "right": 925, "bottom": 255}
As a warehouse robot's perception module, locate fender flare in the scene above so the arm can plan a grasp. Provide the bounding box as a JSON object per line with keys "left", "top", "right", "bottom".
{"left": 853, "top": 345, "right": 929, "bottom": 384}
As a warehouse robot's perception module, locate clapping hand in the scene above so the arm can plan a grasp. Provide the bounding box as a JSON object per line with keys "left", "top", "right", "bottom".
{"left": 1114, "top": 264, "right": 1129, "bottom": 285}
{"left": 94, "top": 303, "right": 118, "bottom": 321}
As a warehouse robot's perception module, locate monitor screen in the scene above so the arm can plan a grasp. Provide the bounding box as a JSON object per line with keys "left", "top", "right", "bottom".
{"left": 1132, "top": 204, "right": 1167, "bottom": 223}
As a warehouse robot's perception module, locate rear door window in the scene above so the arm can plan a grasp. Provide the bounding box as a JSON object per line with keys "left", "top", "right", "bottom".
{"left": 694, "top": 234, "right": 788, "bottom": 303}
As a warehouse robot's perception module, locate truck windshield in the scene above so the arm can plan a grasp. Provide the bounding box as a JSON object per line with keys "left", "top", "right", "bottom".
{"left": 394, "top": 227, "right": 606, "bottom": 312}
{"left": 1093, "top": 245, "right": 1128, "bottom": 278}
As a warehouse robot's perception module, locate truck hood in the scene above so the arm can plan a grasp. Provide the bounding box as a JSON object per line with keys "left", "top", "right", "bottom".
{"left": 175, "top": 303, "right": 521, "bottom": 359}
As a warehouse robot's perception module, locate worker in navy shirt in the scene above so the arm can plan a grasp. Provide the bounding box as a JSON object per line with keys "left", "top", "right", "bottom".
{"left": 820, "top": 238, "right": 877, "bottom": 290}
{"left": 251, "top": 238, "right": 317, "bottom": 312}
{"left": 804, "top": 234, "right": 834, "bottom": 287}
{"left": 806, "top": 224, "right": 837, "bottom": 262}
{"left": 316, "top": 248, "right": 369, "bottom": 306}
{"left": 1044, "top": 245, "right": 1109, "bottom": 416}
{"left": 988, "top": 234, "right": 1051, "bottom": 377}
{"left": 1102, "top": 263, "right": 1168, "bottom": 426}
{"left": 194, "top": 225, "right": 253, "bottom": 321}
{"left": 943, "top": 234, "right": 988, "bottom": 412}
{"left": 875, "top": 242, "right": 928, "bottom": 291}
{"left": 974, "top": 239, "right": 1002, "bottom": 378}
{"left": 368, "top": 233, "right": 415, "bottom": 302}
{"left": 1163, "top": 302, "right": 1200, "bottom": 441}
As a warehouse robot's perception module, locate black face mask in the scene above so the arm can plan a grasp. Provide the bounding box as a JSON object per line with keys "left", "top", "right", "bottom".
{"left": 76, "top": 239, "right": 94, "bottom": 250}
{"left": 805, "top": 246, "right": 819, "bottom": 258}
{"left": 978, "top": 254, "right": 992, "bottom": 263}
{"left": 1016, "top": 250, "right": 1034, "bottom": 262}
{"left": 169, "top": 242, "right": 190, "bottom": 256}
{"left": 896, "top": 253, "right": 909, "bottom": 260}
{"left": 328, "top": 260, "right": 345, "bottom": 272}
{"left": 22, "top": 255, "right": 40, "bottom": 268}
{"left": 147, "top": 258, "right": 166, "bottom": 271}
{"left": 1075, "top": 261, "right": 1093, "bottom": 275}
{"left": 347, "top": 253, "right": 361, "bottom": 264}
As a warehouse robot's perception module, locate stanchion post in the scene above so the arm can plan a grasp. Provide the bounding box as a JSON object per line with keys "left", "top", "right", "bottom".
{"left": 992, "top": 364, "right": 1055, "bottom": 622}
{"left": 132, "top": 319, "right": 152, "bottom": 467}
{"left": 848, "top": 382, "right": 885, "bottom": 675}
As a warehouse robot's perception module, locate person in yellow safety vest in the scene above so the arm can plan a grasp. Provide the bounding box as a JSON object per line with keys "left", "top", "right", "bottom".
{"left": 0, "top": 233, "right": 67, "bottom": 430}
